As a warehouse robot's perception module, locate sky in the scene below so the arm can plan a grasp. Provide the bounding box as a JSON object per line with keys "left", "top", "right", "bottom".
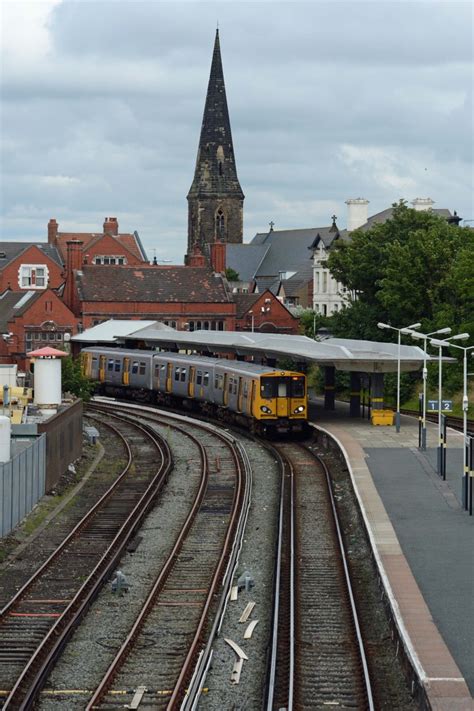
{"left": 1, "top": 0, "right": 473, "bottom": 263}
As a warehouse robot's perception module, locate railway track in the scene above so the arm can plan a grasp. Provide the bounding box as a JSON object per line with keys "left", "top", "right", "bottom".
{"left": 399, "top": 408, "right": 474, "bottom": 435}
{"left": 267, "top": 441, "right": 374, "bottom": 710}
{"left": 80, "top": 401, "right": 251, "bottom": 710}
{"left": 0, "top": 412, "right": 172, "bottom": 710}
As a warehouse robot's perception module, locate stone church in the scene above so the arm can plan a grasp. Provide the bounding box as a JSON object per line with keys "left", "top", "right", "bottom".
{"left": 186, "top": 30, "right": 244, "bottom": 263}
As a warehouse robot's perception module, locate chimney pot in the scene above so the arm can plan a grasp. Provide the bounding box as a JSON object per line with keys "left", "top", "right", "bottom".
{"left": 103, "top": 216, "right": 119, "bottom": 235}
{"left": 48, "top": 218, "right": 58, "bottom": 244}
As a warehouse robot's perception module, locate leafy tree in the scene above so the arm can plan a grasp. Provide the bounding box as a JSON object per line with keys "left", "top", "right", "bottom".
{"left": 298, "top": 309, "right": 327, "bottom": 339}
{"left": 61, "top": 357, "right": 94, "bottom": 401}
{"left": 225, "top": 267, "right": 240, "bottom": 281}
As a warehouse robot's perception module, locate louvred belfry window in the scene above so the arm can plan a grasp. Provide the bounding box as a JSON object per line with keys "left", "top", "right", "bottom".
{"left": 216, "top": 209, "right": 225, "bottom": 236}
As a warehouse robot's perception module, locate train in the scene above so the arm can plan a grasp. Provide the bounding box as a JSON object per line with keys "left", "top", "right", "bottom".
{"left": 81, "top": 347, "right": 308, "bottom": 435}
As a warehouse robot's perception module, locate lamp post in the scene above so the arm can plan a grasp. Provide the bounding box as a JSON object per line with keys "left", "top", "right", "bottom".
{"left": 433, "top": 332, "right": 470, "bottom": 473}
{"left": 377, "top": 321, "right": 421, "bottom": 432}
{"left": 248, "top": 310, "right": 254, "bottom": 333}
{"left": 430, "top": 338, "right": 473, "bottom": 505}
{"left": 409, "top": 327, "right": 452, "bottom": 450}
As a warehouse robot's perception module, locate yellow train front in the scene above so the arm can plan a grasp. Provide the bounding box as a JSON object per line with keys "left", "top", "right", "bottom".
{"left": 81, "top": 348, "right": 308, "bottom": 436}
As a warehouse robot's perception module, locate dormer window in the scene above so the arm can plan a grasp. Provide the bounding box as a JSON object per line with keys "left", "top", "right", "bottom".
{"left": 93, "top": 255, "right": 127, "bottom": 265}
{"left": 18, "top": 265, "right": 48, "bottom": 289}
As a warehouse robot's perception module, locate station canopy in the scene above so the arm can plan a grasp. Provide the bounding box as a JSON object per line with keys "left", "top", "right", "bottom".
{"left": 75, "top": 323, "right": 440, "bottom": 374}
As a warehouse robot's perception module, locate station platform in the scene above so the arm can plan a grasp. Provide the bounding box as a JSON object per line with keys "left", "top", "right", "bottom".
{"left": 310, "top": 400, "right": 473, "bottom": 711}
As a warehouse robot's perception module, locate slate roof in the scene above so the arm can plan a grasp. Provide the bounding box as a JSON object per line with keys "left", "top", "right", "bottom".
{"left": 358, "top": 207, "right": 453, "bottom": 231}
{"left": 76, "top": 266, "right": 233, "bottom": 303}
{"left": 232, "top": 293, "right": 261, "bottom": 318}
{"left": 226, "top": 244, "right": 269, "bottom": 282}
{"left": 281, "top": 260, "right": 314, "bottom": 298}
{"left": 0, "top": 289, "right": 40, "bottom": 332}
{"left": 250, "top": 228, "right": 320, "bottom": 277}
{"left": 0, "top": 243, "right": 63, "bottom": 269}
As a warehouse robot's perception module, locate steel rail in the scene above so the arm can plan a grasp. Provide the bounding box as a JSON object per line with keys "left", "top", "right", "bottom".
{"left": 3, "top": 417, "right": 172, "bottom": 711}
{"left": 265, "top": 447, "right": 294, "bottom": 711}
{"left": 316, "top": 451, "right": 375, "bottom": 711}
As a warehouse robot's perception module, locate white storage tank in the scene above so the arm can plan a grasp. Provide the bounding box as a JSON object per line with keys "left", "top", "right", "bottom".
{"left": 27, "top": 347, "right": 67, "bottom": 407}
{"left": 0, "top": 415, "right": 11, "bottom": 463}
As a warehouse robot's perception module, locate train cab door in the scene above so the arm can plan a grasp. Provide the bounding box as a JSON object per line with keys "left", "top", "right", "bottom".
{"left": 188, "top": 366, "right": 195, "bottom": 398}
{"left": 223, "top": 373, "right": 229, "bottom": 406}
{"left": 250, "top": 380, "right": 256, "bottom": 416}
{"left": 276, "top": 378, "right": 290, "bottom": 417}
{"left": 122, "top": 357, "right": 130, "bottom": 386}
{"left": 99, "top": 355, "right": 106, "bottom": 382}
{"left": 166, "top": 363, "right": 173, "bottom": 393}
{"left": 237, "top": 377, "right": 243, "bottom": 412}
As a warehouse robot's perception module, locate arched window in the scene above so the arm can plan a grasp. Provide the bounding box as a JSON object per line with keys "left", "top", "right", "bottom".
{"left": 215, "top": 209, "right": 225, "bottom": 237}
{"left": 218, "top": 161, "right": 223, "bottom": 176}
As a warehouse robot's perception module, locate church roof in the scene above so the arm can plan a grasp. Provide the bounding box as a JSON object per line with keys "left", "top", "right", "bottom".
{"left": 226, "top": 243, "right": 269, "bottom": 282}
{"left": 187, "top": 30, "right": 243, "bottom": 199}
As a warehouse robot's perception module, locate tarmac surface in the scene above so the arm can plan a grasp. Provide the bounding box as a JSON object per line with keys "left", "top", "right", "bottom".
{"left": 311, "top": 399, "right": 473, "bottom": 710}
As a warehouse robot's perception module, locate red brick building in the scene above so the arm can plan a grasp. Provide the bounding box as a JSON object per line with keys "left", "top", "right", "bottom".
{"left": 47, "top": 216, "right": 148, "bottom": 268}
{"left": 0, "top": 288, "right": 77, "bottom": 368}
{"left": 0, "top": 243, "right": 64, "bottom": 292}
{"left": 233, "top": 290, "right": 299, "bottom": 334}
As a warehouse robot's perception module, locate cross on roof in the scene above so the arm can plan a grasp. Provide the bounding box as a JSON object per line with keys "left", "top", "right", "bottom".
{"left": 269, "top": 221, "right": 274, "bottom": 231}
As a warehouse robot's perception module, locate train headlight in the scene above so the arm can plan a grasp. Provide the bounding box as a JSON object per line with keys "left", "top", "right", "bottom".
{"left": 293, "top": 405, "right": 305, "bottom": 414}
{"left": 260, "top": 405, "right": 272, "bottom": 414}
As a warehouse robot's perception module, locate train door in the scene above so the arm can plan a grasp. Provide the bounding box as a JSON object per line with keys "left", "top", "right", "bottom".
{"left": 250, "top": 380, "right": 256, "bottom": 416}
{"left": 99, "top": 355, "right": 106, "bottom": 382}
{"left": 122, "top": 357, "right": 130, "bottom": 386}
{"left": 166, "top": 363, "right": 173, "bottom": 393}
{"left": 276, "top": 378, "right": 290, "bottom": 417}
{"left": 237, "top": 377, "right": 243, "bottom": 412}
{"left": 223, "top": 373, "right": 229, "bottom": 406}
{"left": 81, "top": 352, "right": 91, "bottom": 378}
{"left": 188, "top": 366, "right": 195, "bottom": 398}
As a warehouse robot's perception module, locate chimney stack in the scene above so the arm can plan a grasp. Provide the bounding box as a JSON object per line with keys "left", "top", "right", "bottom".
{"left": 187, "top": 244, "right": 206, "bottom": 268}
{"left": 346, "top": 198, "right": 369, "bottom": 232}
{"left": 64, "top": 240, "right": 83, "bottom": 315}
{"left": 103, "top": 217, "right": 119, "bottom": 235}
{"left": 48, "top": 218, "right": 58, "bottom": 245}
{"left": 411, "top": 198, "right": 435, "bottom": 212}
{"left": 210, "top": 240, "right": 226, "bottom": 274}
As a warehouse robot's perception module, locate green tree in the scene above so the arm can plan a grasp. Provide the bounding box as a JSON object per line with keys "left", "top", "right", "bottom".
{"left": 298, "top": 309, "right": 327, "bottom": 339}
{"left": 225, "top": 267, "right": 239, "bottom": 281}
{"left": 61, "top": 357, "right": 94, "bottom": 401}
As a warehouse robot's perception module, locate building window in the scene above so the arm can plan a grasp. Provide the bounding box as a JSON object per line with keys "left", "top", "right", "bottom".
{"left": 333, "top": 303, "right": 339, "bottom": 313}
{"left": 215, "top": 209, "right": 225, "bottom": 237}
{"left": 322, "top": 304, "right": 328, "bottom": 316}
{"left": 19, "top": 264, "right": 48, "bottom": 289}
{"left": 315, "top": 272, "right": 320, "bottom": 293}
{"left": 218, "top": 161, "right": 223, "bottom": 176}
{"left": 322, "top": 272, "right": 328, "bottom": 293}
{"left": 93, "top": 255, "right": 127, "bottom": 265}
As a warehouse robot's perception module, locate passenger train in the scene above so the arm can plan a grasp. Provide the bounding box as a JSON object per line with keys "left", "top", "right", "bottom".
{"left": 81, "top": 347, "right": 308, "bottom": 435}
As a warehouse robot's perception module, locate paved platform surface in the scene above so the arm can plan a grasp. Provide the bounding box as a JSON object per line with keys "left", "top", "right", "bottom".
{"left": 311, "top": 401, "right": 473, "bottom": 710}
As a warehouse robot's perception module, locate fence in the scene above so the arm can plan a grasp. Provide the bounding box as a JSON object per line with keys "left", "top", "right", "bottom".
{"left": 0, "top": 435, "right": 46, "bottom": 537}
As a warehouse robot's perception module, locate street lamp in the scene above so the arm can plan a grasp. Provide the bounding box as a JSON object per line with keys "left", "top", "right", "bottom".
{"left": 432, "top": 332, "right": 469, "bottom": 474}
{"left": 377, "top": 321, "right": 421, "bottom": 432}
{"left": 248, "top": 310, "right": 254, "bottom": 333}
{"left": 430, "top": 337, "right": 474, "bottom": 505}
{"left": 410, "top": 327, "right": 452, "bottom": 450}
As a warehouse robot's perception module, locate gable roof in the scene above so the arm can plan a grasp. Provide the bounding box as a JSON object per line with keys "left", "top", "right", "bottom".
{"left": 250, "top": 228, "right": 321, "bottom": 277}
{"left": 0, "top": 289, "right": 41, "bottom": 331}
{"left": 226, "top": 244, "right": 269, "bottom": 282}
{"left": 0, "top": 243, "right": 63, "bottom": 270}
{"left": 232, "top": 293, "right": 261, "bottom": 318}
{"left": 54, "top": 230, "right": 147, "bottom": 263}
{"left": 76, "top": 266, "right": 233, "bottom": 303}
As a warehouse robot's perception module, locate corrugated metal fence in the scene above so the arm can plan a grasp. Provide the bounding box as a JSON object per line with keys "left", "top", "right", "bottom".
{"left": 0, "top": 435, "right": 46, "bottom": 537}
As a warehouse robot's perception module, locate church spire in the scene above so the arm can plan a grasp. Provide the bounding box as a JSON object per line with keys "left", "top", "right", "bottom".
{"left": 186, "top": 30, "right": 244, "bottom": 262}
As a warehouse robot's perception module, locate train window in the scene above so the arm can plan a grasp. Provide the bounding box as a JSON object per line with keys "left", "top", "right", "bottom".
{"left": 196, "top": 370, "right": 202, "bottom": 385}
{"left": 139, "top": 362, "right": 146, "bottom": 375}
{"left": 180, "top": 368, "right": 186, "bottom": 382}
{"left": 260, "top": 378, "right": 276, "bottom": 398}
{"left": 132, "top": 361, "right": 139, "bottom": 374}
{"left": 174, "top": 367, "right": 180, "bottom": 381}
{"left": 291, "top": 377, "right": 305, "bottom": 398}
{"left": 203, "top": 372, "right": 209, "bottom": 386}
{"left": 107, "top": 359, "right": 114, "bottom": 371}
{"left": 278, "top": 381, "right": 287, "bottom": 397}
{"left": 154, "top": 364, "right": 160, "bottom": 377}
{"left": 243, "top": 381, "right": 248, "bottom": 397}
{"left": 92, "top": 357, "right": 98, "bottom": 364}
{"left": 114, "top": 360, "right": 121, "bottom": 372}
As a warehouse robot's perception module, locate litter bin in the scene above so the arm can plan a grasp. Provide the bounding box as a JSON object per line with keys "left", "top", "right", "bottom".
{"left": 371, "top": 409, "right": 394, "bottom": 426}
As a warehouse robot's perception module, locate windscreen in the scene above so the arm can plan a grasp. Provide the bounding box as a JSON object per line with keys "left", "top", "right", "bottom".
{"left": 261, "top": 376, "right": 305, "bottom": 398}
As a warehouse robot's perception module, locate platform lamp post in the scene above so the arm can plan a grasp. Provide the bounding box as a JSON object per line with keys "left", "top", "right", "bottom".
{"left": 432, "top": 332, "right": 470, "bottom": 474}
{"left": 377, "top": 321, "right": 421, "bottom": 433}
{"left": 430, "top": 338, "right": 474, "bottom": 507}
{"left": 409, "top": 327, "right": 452, "bottom": 450}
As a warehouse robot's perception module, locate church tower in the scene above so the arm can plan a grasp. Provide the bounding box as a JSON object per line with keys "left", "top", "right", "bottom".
{"left": 186, "top": 30, "right": 244, "bottom": 263}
